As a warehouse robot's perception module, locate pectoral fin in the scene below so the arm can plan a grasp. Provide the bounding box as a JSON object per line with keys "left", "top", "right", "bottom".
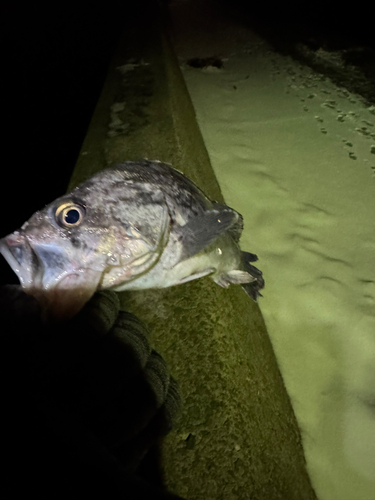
{"left": 178, "top": 209, "right": 239, "bottom": 260}
{"left": 178, "top": 267, "right": 215, "bottom": 284}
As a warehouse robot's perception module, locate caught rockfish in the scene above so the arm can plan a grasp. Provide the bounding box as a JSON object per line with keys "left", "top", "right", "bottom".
{"left": 0, "top": 160, "right": 264, "bottom": 320}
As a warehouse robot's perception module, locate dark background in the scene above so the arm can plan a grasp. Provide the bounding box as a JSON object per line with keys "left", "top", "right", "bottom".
{"left": 2, "top": 1, "right": 126, "bottom": 228}
{"left": 1, "top": 0, "right": 375, "bottom": 284}
{"left": 1, "top": 1, "right": 127, "bottom": 283}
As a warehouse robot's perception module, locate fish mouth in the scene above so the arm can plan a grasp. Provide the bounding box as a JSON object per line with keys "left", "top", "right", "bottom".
{"left": 0, "top": 231, "right": 82, "bottom": 291}
{"left": 0, "top": 232, "right": 37, "bottom": 288}
{"left": 0, "top": 232, "right": 102, "bottom": 321}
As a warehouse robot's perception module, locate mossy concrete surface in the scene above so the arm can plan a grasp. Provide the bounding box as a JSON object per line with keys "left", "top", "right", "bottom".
{"left": 70, "top": 4, "right": 317, "bottom": 500}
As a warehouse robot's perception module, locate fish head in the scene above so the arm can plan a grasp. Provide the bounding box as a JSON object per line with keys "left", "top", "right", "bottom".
{"left": 0, "top": 171, "right": 170, "bottom": 321}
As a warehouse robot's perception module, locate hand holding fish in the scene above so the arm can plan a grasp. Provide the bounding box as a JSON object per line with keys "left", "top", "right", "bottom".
{"left": 0, "top": 286, "right": 184, "bottom": 499}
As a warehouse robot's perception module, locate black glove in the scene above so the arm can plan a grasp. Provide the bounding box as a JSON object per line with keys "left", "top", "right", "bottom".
{"left": 0, "top": 285, "right": 185, "bottom": 499}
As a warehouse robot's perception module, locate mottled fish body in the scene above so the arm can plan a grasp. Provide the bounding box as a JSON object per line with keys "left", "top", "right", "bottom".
{"left": 0, "top": 160, "right": 264, "bottom": 320}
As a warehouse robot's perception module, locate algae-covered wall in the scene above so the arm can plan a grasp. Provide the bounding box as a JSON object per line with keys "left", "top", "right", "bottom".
{"left": 70, "top": 4, "right": 317, "bottom": 499}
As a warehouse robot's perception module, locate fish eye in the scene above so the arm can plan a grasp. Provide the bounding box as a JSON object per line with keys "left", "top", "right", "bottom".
{"left": 55, "top": 202, "right": 85, "bottom": 228}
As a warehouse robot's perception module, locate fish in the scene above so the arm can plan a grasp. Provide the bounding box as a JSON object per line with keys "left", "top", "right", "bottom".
{"left": 0, "top": 160, "right": 264, "bottom": 321}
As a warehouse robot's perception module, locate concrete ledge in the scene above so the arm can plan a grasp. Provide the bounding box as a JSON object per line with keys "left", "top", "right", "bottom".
{"left": 70, "top": 3, "right": 317, "bottom": 499}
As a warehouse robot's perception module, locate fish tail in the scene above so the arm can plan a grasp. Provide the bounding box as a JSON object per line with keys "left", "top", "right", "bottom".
{"left": 240, "top": 251, "right": 265, "bottom": 301}
{"left": 212, "top": 251, "right": 264, "bottom": 301}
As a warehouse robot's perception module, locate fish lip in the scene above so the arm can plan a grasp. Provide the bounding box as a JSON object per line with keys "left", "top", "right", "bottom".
{"left": 0, "top": 233, "right": 103, "bottom": 321}
{"left": 0, "top": 232, "right": 99, "bottom": 290}
{"left": 0, "top": 233, "right": 36, "bottom": 288}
